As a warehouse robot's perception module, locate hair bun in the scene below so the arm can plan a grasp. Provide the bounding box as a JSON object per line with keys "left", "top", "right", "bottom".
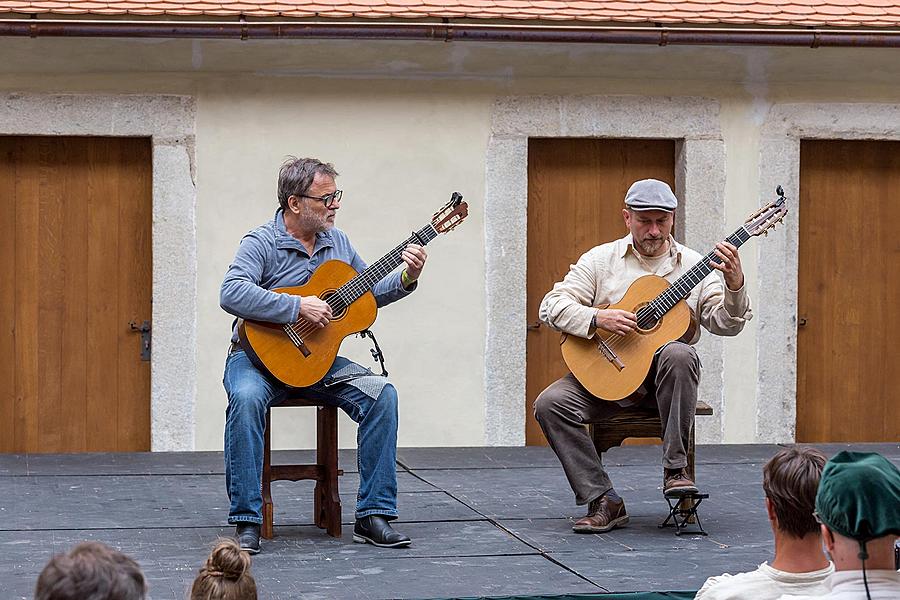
{"left": 206, "top": 539, "right": 251, "bottom": 580}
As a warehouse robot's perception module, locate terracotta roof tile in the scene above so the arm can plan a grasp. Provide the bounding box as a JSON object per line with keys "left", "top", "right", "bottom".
{"left": 853, "top": 5, "right": 888, "bottom": 14}
{"left": 3, "top": 0, "right": 900, "bottom": 28}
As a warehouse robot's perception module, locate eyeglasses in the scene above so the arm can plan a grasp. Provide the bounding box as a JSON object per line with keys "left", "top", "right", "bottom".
{"left": 301, "top": 190, "right": 342, "bottom": 208}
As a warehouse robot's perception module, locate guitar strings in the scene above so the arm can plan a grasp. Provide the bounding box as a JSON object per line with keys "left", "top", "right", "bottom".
{"left": 597, "top": 231, "right": 747, "bottom": 353}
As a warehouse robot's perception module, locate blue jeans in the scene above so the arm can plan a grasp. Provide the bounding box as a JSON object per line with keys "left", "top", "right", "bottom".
{"left": 223, "top": 349, "right": 399, "bottom": 524}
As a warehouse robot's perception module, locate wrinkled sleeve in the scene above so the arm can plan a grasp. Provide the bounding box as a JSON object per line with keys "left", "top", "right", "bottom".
{"left": 348, "top": 245, "right": 415, "bottom": 309}
{"left": 695, "top": 272, "right": 753, "bottom": 338}
{"left": 539, "top": 251, "right": 600, "bottom": 338}
{"left": 219, "top": 231, "right": 301, "bottom": 324}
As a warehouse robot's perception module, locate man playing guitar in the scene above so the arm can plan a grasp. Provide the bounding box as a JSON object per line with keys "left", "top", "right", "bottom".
{"left": 535, "top": 179, "right": 753, "bottom": 534}
{"left": 220, "top": 157, "right": 426, "bottom": 553}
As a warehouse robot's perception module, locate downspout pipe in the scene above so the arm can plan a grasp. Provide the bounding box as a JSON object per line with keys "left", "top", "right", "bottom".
{"left": 0, "top": 19, "right": 899, "bottom": 47}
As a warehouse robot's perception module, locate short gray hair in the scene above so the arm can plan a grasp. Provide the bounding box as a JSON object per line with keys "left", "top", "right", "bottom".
{"left": 277, "top": 157, "right": 339, "bottom": 210}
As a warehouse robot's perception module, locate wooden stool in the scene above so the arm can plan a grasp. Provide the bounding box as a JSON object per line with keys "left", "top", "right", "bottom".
{"left": 261, "top": 397, "right": 343, "bottom": 539}
{"left": 589, "top": 399, "right": 713, "bottom": 481}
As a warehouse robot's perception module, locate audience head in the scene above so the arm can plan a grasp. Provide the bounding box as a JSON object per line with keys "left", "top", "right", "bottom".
{"left": 762, "top": 446, "right": 827, "bottom": 539}
{"left": 34, "top": 541, "right": 147, "bottom": 600}
{"left": 814, "top": 450, "right": 900, "bottom": 569}
{"left": 191, "top": 538, "right": 258, "bottom": 600}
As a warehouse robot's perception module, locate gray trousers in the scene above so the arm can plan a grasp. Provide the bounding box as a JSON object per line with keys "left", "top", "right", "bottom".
{"left": 534, "top": 342, "right": 700, "bottom": 505}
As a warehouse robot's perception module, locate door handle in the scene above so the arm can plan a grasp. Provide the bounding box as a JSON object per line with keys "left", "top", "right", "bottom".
{"left": 798, "top": 317, "right": 808, "bottom": 327}
{"left": 129, "top": 320, "right": 152, "bottom": 361}
{"left": 527, "top": 320, "right": 542, "bottom": 331}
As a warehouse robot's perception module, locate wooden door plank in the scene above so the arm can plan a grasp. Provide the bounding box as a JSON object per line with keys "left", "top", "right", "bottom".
{"left": 59, "top": 137, "right": 89, "bottom": 451}
{"left": 115, "top": 138, "right": 152, "bottom": 451}
{"left": 37, "top": 136, "right": 67, "bottom": 452}
{"left": 0, "top": 138, "right": 17, "bottom": 453}
{"left": 14, "top": 137, "right": 42, "bottom": 452}
{"left": 526, "top": 138, "right": 675, "bottom": 445}
{"left": 85, "top": 137, "right": 122, "bottom": 452}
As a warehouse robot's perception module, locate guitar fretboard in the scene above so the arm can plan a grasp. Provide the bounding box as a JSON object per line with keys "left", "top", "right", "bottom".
{"left": 640, "top": 226, "right": 752, "bottom": 323}
{"left": 327, "top": 223, "right": 439, "bottom": 310}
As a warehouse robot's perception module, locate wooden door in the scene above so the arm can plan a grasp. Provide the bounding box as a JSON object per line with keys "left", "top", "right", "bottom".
{"left": 526, "top": 138, "right": 676, "bottom": 445}
{"left": 0, "top": 136, "right": 152, "bottom": 453}
{"left": 797, "top": 140, "right": 900, "bottom": 443}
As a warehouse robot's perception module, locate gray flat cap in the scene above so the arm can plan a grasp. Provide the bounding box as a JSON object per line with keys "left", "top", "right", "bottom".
{"left": 624, "top": 179, "right": 678, "bottom": 212}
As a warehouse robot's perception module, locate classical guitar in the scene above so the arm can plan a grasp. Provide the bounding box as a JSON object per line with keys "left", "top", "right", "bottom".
{"left": 239, "top": 193, "right": 469, "bottom": 388}
{"left": 561, "top": 186, "right": 788, "bottom": 401}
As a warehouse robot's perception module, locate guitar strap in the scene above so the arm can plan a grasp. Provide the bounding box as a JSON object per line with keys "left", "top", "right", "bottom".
{"left": 358, "top": 329, "right": 389, "bottom": 378}
{"left": 319, "top": 330, "right": 390, "bottom": 399}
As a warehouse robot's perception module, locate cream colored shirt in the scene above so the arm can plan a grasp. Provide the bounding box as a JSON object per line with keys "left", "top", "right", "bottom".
{"left": 539, "top": 233, "right": 752, "bottom": 343}
{"left": 695, "top": 562, "right": 834, "bottom": 600}
{"left": 779, "top": 569, "right": 900, "bottom": 600}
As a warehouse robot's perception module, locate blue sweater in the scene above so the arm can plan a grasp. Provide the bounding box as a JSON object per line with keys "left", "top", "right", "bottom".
{"left": 220, "top": 209, "right": 414, "bottom": 342}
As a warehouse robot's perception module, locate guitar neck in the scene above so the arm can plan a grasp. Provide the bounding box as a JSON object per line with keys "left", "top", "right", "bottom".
{"left": 336, "top": 223, "right": 439, "bottom": 304}
{"left": 651, "top": 225, "right": 752, "bottom": 315}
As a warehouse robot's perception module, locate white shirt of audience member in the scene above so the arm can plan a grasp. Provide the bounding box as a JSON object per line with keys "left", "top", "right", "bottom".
{"left": 694, "top": 561, "right": 834, "bottom": 600}
{"left": 778, "top": 569, "right": 900, "bottom": 600}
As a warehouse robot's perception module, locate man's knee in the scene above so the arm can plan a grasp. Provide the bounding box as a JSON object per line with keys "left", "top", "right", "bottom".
{"left": 659, "top": 342, "right": 699, "bottom": 373}
{"left": 534, "top": 386, "right": 562, "bottom": 424}
{"left": 373, "top": 383, "right": 398, "bottom": 416}
{"left": 226, "top": 382, "right": 268, "bottom": 419}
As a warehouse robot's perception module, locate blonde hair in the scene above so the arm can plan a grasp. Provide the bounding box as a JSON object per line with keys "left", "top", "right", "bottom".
{"left": 190, "top": 538, "right": 257, "bottom": 600}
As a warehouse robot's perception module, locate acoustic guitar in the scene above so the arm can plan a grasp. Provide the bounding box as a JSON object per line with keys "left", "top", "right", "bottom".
{"left": 561, "top": 186, "right": 788, "bottom": 401}
{"left": 238, "top": 193, "right": 469, "bottom": 388}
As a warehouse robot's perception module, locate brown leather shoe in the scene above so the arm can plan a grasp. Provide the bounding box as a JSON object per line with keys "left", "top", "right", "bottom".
{"left": 663, "top": 468, "right": 698, "bottom": 496}
{"left": 572, "top": 495, "right": 629, "bottom": 533}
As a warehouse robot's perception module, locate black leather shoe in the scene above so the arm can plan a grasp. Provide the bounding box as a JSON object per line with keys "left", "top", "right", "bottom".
{"left": 234, "top": 523, "right": 261, "bottom": 554}
{"left": 353, "top": 515, "right": 411, "bottom": 548}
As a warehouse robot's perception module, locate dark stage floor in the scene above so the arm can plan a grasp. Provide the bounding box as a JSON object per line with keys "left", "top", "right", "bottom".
{"left": 2, "top": 443, "right": 897, "bottom": 599}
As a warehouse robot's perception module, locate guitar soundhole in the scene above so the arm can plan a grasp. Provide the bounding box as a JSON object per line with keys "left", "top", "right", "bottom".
{"left": 321, "top": 290, "right": 347, "bottom": 321}
{"left": 635, "top": 303, "right": 661, "bottom": 333}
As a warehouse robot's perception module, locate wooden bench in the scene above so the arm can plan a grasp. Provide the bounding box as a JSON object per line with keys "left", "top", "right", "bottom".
{"left": 261, "top": 397, "right": 343, "bottom": 540}
{"left": 590, "top": 399, "right": 714, "bottom": 485}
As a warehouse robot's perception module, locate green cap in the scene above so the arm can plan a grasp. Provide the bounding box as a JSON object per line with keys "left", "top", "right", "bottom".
{"left": 815, "top": 450, "right": 900, "bottom": 541}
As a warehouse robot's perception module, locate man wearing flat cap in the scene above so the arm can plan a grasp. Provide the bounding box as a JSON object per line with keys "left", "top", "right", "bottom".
{"left": 779, "top": 450, "right": 900, "bottom": 600}
{"left": 535, "top": 179, "right": 753, "bottom": 533}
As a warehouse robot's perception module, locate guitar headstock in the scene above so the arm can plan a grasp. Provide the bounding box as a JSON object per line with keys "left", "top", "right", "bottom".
{"left": 432, "top": 191, "right": 469, "bottom": 234}
{"left": 744, "top": 185, "right": 788, "bottom": 237}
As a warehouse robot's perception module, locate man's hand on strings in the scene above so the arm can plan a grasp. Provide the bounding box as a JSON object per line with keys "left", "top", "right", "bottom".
{"left": 710, "top": 242, "right": 744, "bottom": 290}
{"left": 594, "top": 309, "right": 637, "bottom": 336}
{"left": 401, "top": 244, "right": 428, "bottom": 281}
{"left": 299, "top": 295, "right": 332, "bottom": 328}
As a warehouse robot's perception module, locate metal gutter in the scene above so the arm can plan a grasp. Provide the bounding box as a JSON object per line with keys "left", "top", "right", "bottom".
{"left": 0, "top": 19, "right": 899, "bottom": 47}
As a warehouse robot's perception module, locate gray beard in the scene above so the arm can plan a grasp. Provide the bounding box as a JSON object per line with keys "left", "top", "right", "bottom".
{"left": 637, "top": 238, "right": 665, "bottom": 256}
{"left": 298, "top": 209, "right": 328, "bottom": 233}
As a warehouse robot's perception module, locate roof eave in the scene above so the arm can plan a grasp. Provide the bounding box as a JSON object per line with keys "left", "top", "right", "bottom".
{"left": 1, "top": 16, "right": 899, "bottom": 48}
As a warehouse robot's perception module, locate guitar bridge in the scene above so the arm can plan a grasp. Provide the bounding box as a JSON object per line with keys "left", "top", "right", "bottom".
{"left": 597, "top": 337, "right": 625, "bottom": 372}
{"left": 282, "top": 324, "right": 312, "bottom": 357}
